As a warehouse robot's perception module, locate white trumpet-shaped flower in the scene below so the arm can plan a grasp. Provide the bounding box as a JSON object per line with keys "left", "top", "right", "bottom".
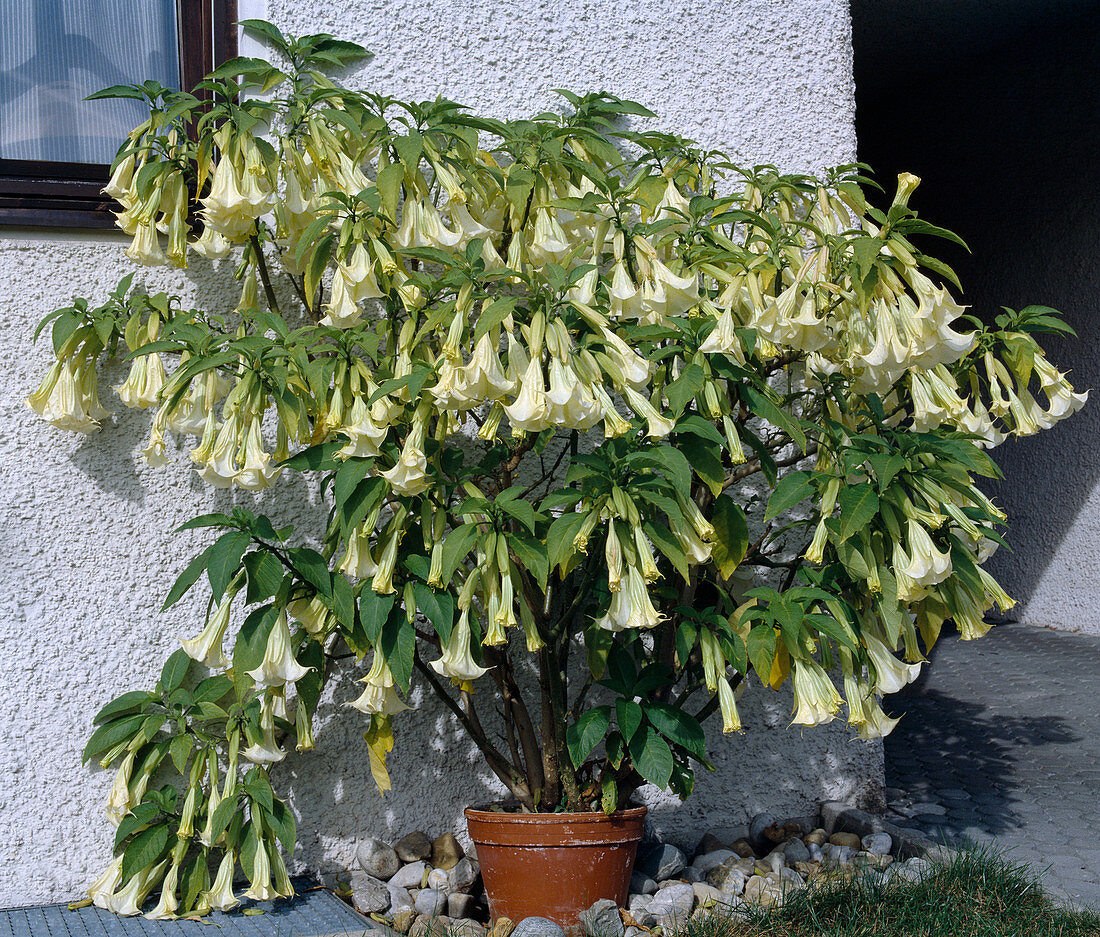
{"left": 242, "top": 692, "right": 286, "bottom": 766}
{"left": 504, "top": 356, "right": 551, "bottom": 433}
{"left": 430, "top": 608, "right": 490, "bottom": 687}
{"left": 181, "top": 580, "right": 240, "bottom": 670}
{"left": 105, "top": 750, "right": 136, "bottom": 827}
{"left": 101, "top": 858, "right": 168, "bottom": 916}
{"left": 595, "top": 566, "right": 665, "bottom": 632}
{"left": 381, "top": 416, "right": 430, "bottom": 496}
{"left": 790, "top": 658, "right": 842, "bottom": 727}
{"left": 236, "top": 416, "right": 281, "bottom": 491}
{"left": 88, "top": 856, "right": 125, "bottom": 905}
{"left": 899, "top": 519, "right": 952, "bottom": 586}
{"left": 348, "top": 655, "right": 411, "bottom": 715}
{"left": 244, "top": 839, "right": 276, "bottom": 902}
{"left": 863, "top": 631, "right": 922, "bottom": 694}
{"left": 205, "top": 850, "right": 241, "bottom": 912}
{"left": 246, "top": 611, "right": 311, "bottom": 688}
{"left": 144, "top": 858, "right": 180, "bottom": 920}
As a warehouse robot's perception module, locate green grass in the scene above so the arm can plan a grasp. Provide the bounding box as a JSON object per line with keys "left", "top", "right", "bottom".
{"left": 676, "top": 846, "right": 1100, "bottom": 937}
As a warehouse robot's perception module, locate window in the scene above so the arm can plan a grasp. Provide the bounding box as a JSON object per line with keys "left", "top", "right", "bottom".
{"left": 0, "top": 0, "right": 237, "bottom": 228}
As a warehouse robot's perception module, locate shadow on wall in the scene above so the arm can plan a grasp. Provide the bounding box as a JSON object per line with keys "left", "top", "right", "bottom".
{"left": 851, "top": 0, "right": 1100, "bottom": 618}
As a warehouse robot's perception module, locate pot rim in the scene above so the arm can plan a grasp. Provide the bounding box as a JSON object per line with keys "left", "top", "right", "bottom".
{"left": 464, "top": 802, "right": 647, "bottom": 823}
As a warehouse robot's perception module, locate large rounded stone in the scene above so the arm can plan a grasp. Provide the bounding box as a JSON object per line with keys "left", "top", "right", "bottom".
{"left": 427, "top": 868, "right": 449, "bottom": 889}
{"left": 447, "top": 892, "right": 479, "bottom": 920}
{"left": 512, "top": 917, "right": 567, "bottom": 937}
{"left": 828, "top": 832, "right": 861, "bottom": 849}
{"left": 781, "top": 838, "right": 810, "bottom": 864}
{"left": 637, "top": 843, "right": 687, "bottom": 882}
{"left": 580, "top": 898, "right": 624, "bottom": 937}
{"left": 432, "top": 832, "right": 465, "bottom": 871}
{"left": 748, "top": 813, "right": 777, "bottom": 848}
{"left": 448, "top": 856, "right": 480, "bottom": 893}
{"left": 691, "top": 848, "right": 736, "bottom": 874}
{"left": 349, "top": 871, "right": 391, "bottom": 913}
{"left": 648, "top": 881, "right": 695, "bottom": 925}
{"left": 357, "top": 836, "right": 401, "bottom": 881}
{"left": 415, "top": 888, "right": 449, "bottom": 916}
{"left": 862, "top": 833, "right": 893, "bottom": 856}
{"left": 392, "top": 860, "right": 430, "bottom": 890}
{"left": 389, "top": 884, "right": 415, "bottom": 913}
{"left": 396, "top": 830, "right": 434, "bottom": 862}
{"left": 629, "top": 870, "right": 658, "bottom": 895}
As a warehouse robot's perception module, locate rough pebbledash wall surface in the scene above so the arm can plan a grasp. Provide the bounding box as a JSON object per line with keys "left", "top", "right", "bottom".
{"left": 0, "top": 0, "right": 878, "bottom": 906}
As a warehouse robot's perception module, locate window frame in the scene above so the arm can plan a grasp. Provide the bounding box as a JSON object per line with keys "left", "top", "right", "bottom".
{"left": 0, "top": 0, "right": 238, "bottom": 229}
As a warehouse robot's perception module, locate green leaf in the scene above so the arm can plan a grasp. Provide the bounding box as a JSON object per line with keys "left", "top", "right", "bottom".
{"left": 161, "top": 545, "right": 214, "bottom": 612}
{"left": 746, "top": 624, "right": 776, "bottom": 684}
{"left": 121, "top": 823, "right": 171, "bottom": 881}
{"left": 412, "top": 582, "right": 455, "bottom": 646}
{"left": 547, "top": 512, "right": 586, "bottom": 575}
{"left": 359, "top": 592, "right": 395, "bottom": 646}
{"left": 169, "top": 734, "right": 193, "bottom": 774}
{"left": 175, "top": 513, "right": 235, "bottom": 532}
{"left": 829, "top": 483, "right": 880, "bottom": 544}
{"left": 742, "top": 385, "right": 807, "bottom": 452}
{"left": 340, "top": 476, "right": 387, "bottom": 535}
{"left": 566, "top": 707, "right": 610, "bottom": 768}
{"left": 233, "top": 606, "right": 276, "bottom": 677}
{"left": 616, "top": 699, "right": 644, "bottom": 743}
{"left": 497, "top": 496, "right": 538, "bottom": 534}
{"left": 709, "top": 495, "right": 749, "bottom": 578}
{"left": 835, "top": 537, "right": 871, "bottom": 579}
{"left": 82, "top": 714, "right": 146, "bottom": 764}
{"left": 268, "top": 798, "right": 297, "bottom": 854}
{"left": 159, "top": 649, "right": 192, "bottom": 695}
{"left": 765, "top": 471, "right": 813, "bottom": 521}
{"left": 94, "top": 691, "right": 155, "bottom": 726}
{"left": 508, "top": 532, "right": 548, "bottom": 590}
{"left": 207, "top": 531, "right": 250, "bottom": 602}
{"left": 851, "top": 236, "right": 882, "bottom": 283}
{"left": 677, "top": 434, "right": 725, "bottom": 497}
{"left": 644, "top": 702, "right": 707, "bottom": 760}
{"left": 867, "top": 454, "right": 906, "bottom": 492}
{"left": 280, "top": 441, "right": 344, "bottom": 472}
{"left": 380, "top": 608, "right": 415, "bottom": 693}
{"left": 192, "top": 674, "right": 233, "bottom": 705}
{"left": 376, "top": 162, "right": 404, "bottom": 220}
{"left": 664, "top": 363, "right": 705, "bottom": 415}
{"left": 287, "top": 547, "right": 332, "bottom": 597}
{"left": 629, "top": 727, "right": 674, "bottom": 789}
{"left": 334, "top": 458, "right": 374, "bottom": 513}
{"left": 634, "top": 447, "right": 692, "bottom": 498}
{"left": 207, "top": 795, "right": 239, "bottom": 847}
{"left": 803, "top": 613, "right": 859, "bottom": 652}
{"left": 243, "top": 551, "right": 286, "bottom": 605}
{"left": 441, "top": 524, "right": 479, "bottom": 583}
{"left": 674, "top": 414, "right": 725, "bottom": 448}
{"left": 644, "top": 521, "right": 690, "bottom": 581}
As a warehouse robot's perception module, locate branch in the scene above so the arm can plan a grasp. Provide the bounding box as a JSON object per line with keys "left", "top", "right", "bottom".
{"left": 249, "top": 234, "right": 282, "bottom": 317}
{"left": 414, "top": 653, "right": 533, "bottom": 807}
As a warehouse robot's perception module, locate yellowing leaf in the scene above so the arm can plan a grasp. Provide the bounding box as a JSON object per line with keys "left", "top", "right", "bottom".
{"left": 768, "top": 638, "right": 790, "bottom": 690}
{"left": 364, "top": 715, "right": 394, "bottom": 795}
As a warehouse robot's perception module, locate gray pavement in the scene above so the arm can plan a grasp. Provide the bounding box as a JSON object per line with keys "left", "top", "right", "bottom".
{"left": 882, "top": 620, "right": 1100, "bottom": 909}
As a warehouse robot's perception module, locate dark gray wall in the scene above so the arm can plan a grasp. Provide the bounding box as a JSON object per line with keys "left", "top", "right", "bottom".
{"left": 851, "top": 0, "right": 1100, "bottom": 631}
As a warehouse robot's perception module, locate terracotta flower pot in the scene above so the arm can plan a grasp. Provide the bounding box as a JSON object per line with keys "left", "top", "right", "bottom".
{"left": 464, "top": 803, "right": 647, "bottom": 927}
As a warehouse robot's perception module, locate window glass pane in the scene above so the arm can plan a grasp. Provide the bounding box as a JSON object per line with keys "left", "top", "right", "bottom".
{"left": 0, "top": 0, "right": 180, "bottom": 164}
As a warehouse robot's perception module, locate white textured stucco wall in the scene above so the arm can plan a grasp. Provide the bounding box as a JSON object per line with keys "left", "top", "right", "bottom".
{"left": 0, "top": 0, "right": 879, "bottom": 906}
